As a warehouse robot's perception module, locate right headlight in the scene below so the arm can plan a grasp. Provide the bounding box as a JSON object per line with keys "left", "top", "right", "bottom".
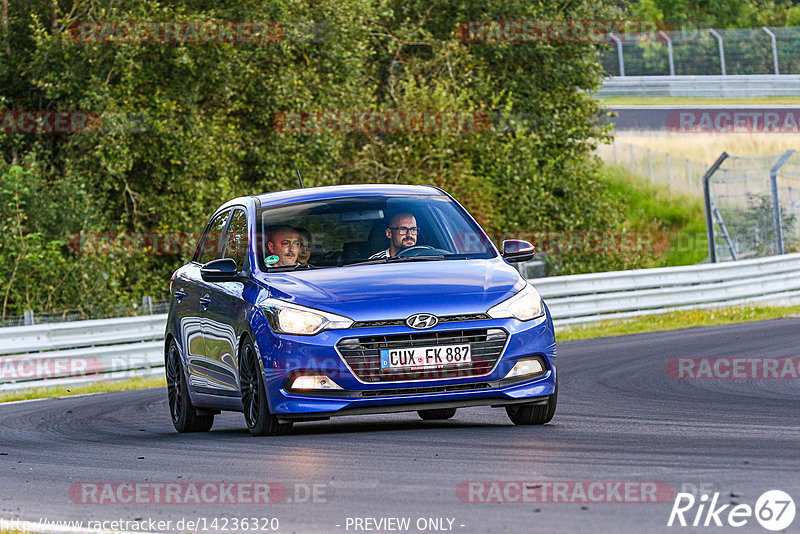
{"left": 487, "top": 283, "right": 545, "bottom": 321}
{"left": 260, "top": 299, "right": 354, "bottom": 335}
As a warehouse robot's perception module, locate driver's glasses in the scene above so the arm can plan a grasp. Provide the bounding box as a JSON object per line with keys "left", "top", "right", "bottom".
{"left": 390, "top": 226, "right": 419, "bottom": 235}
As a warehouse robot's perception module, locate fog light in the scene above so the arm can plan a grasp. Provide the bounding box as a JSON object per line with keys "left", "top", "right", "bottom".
{"left": 289, "top": 375, "right": 343, "bottom": 390}
{"left": 503, "top": 359, "right": 544, "bottom": 379}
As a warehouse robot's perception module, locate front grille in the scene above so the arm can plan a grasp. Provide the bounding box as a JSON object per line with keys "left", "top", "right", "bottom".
{"left": 337, "top": 328, "right": 507, "bottom": 383}
{"left": 350, "top": 313, "right": 490, "bottom": 329}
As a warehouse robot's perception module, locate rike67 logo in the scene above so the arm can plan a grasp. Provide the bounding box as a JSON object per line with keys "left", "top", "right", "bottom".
{"left": 668, "top": 490, "right": 795, "bottom": 531}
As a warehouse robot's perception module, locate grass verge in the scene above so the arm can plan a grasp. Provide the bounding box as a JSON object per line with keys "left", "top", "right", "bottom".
{"left": 600, "top": 163, "right": 708, "bottom": 266}
{"left": 0, "top": 375, "right": 165, "bottom": 404}
{"left": 557, "top": 304, "right": 800, "bottom": 342}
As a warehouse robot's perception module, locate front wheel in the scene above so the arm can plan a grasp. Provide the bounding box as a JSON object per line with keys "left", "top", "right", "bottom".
{"left": 418, "top": 408, "right": 457, "bottom": 420}
{"left": 240, "top": 339, "right": 293, "bottom": 436}
{"left": 166, "top": 339, "right": 214, "bottom": 433}
{"left": 505, "top": 377, "right": 557, "bottom": 425}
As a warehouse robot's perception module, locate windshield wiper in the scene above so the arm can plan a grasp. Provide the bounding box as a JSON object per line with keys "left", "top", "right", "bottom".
{"left": 346, "top": 255, "right": 447, "bottom": 267}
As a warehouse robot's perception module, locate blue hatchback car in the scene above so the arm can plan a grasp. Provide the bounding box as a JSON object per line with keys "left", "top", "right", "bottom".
{"left": 165, "top": 184, "right": 557, "bottom": 435}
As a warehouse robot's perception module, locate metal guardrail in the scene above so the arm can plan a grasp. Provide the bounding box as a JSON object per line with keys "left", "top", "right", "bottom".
{"left": 2, "top": 253, "right": 799, "bottom": 391}
{"left": 532, "top": 252, "right": 800, "bottom": 325}
{"left": 597, "top": 75, "right": 800, "bottom": 97}
{"left": 0, "top": 315, "right": 166, "bottom": 392}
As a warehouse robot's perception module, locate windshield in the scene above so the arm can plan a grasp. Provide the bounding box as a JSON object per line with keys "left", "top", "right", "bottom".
{"left": 255, "top": 194, "right": 496, "bottom": 271}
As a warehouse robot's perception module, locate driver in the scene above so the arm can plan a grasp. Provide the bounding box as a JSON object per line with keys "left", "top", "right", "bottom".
{"left": 369, "top": 213, "right": 418, "bottom": 259}
{"left": 266, "top": 226, "right": 301, "bottom": 267}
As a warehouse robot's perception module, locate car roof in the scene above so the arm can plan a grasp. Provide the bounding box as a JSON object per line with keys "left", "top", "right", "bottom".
{"left": 252, "top": 183, "right": 445, "bottom": 208}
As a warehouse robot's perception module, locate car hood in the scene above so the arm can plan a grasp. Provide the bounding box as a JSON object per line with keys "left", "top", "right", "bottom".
{"left": 255, "top": 259, "right": 526, "bottom": 321}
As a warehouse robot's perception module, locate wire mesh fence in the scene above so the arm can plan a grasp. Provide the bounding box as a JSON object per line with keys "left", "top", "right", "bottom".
{"left": 597, "top": 140, "right": 708, "bottom": 195}
{"left": 599, "top": 26, "right": 800, "bottom": 76}
{"left": 706, "top": 151, "right": 800, "bottom": 260}
{"left": 0, "top": 297, "right": 170, "bottom": 328}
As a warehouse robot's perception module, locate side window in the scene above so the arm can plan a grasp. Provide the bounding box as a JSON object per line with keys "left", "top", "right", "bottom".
{"left": 196, "top": 210, "right": 231, "bottom": 264}
{"left": 222, "top": 209, "right": 248, "bottom": 269}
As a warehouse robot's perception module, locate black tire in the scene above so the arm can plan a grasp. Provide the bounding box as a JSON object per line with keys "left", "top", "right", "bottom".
{"left": 240, "top": 338, "right": 293, "bottom": 436}
{"left": 166, "top": 339, "right": 214, "bottom": 433}
{"left": 417, "top": 408, "right": 457, "bottom": 420}
{"left": 505, "top": 376, "right": 557, "bottom": 425}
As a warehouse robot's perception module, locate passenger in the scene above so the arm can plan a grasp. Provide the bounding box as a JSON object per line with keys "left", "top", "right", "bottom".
{"left": 369, "top": 213, "right": 418, "bottom": 259}
{"left": 295, "top": 227, "right": 312, "bottom": 265}
{"left": 266, "top": 226, "right": 301, "bottom": 267}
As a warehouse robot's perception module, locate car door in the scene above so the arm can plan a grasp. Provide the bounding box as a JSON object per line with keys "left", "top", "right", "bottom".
{"left": 185, "top": 209, "right": 233, "bottom": 394}
{"left": 196, "top": 207, "right": 249, "bottom": 396}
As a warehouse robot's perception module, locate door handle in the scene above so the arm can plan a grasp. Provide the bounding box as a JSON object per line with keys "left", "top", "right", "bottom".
{"left": 174, "top": 289, "right": 186, "bottom": 302}
{"left": 200, "top": 294, "right": 211, "bottom": 309}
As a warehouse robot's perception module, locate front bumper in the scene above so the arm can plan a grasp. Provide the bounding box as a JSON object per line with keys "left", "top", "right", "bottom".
{"left": 251, "top": 309, "right": 557, "bottom": 417}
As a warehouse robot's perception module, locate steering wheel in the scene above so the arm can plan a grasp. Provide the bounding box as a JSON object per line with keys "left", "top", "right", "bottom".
{"left": 395, "top": 245, "right": 450, "bottom": 257}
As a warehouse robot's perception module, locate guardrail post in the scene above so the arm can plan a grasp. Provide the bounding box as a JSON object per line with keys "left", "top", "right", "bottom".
{"left": 769, "top": 149, "right": 795, "bottom": 255}
{"left": 23, "top": 310, "right": 34, "bottom": 326}
{"left": 709, "top": 29, "right": 726, "bottom": 76}
{"left": 762, "top": 27, "right": 779, "bottom": 75}
{"left": 658, "top": 30, "right": 675, "bottom": 75}
{"left": 703, "top": 152, "right": 730, "bottom": 263}
{"left": 142, "top": 296, "right": 153, "bottom": 315}
{"left": 647, "top": 149, "right": 654, "bottom": 182}
{"left": 609, "top": 33, "right": 625, "bottom": 76}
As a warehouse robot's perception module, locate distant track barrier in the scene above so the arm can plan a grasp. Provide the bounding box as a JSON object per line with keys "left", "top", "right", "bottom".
{"left": 2, "top": 253, "right": 800, "bottom": 391}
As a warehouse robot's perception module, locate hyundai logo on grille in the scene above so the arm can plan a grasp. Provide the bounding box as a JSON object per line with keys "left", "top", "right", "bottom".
{"left": 406, "top": 313, "right": 439, "bottom": 330}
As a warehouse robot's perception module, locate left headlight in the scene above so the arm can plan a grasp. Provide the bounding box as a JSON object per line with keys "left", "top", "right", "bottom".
{"left": 487, "top": 283, "right": 545, "bottom": 321}
{"left": 261, "top": 299, "right": 354, "bottom": 335}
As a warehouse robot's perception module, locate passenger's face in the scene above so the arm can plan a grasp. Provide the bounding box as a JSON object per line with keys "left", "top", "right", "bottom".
{"left": 298, "top": 235, "right": 311, "bottom": 264}
{"left": 386, "top": 214, "right": 417, "bottom": 251}
{"left": 268, "top": 230, "right": 301, "bottom": 266}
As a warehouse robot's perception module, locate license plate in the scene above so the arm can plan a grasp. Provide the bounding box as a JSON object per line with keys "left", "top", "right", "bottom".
{"left": 380, "top": 344, "right": 471, "bottom": 371}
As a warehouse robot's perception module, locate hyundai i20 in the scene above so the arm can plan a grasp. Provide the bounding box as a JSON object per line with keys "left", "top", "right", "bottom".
{"left": 165, "top": 184, "right": 557, "bottom": 435}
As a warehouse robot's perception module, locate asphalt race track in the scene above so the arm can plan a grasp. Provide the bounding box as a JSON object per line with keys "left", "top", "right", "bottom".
{"left": 1, "top": 318, "right": 799, "bottom": 534}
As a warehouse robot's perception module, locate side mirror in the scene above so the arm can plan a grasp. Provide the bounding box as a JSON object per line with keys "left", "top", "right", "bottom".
{"left": 200, "top": 258, "right": 242, "bottom": 282}
{"left": 502, "top": 239, "right": 535, "bottom": 263}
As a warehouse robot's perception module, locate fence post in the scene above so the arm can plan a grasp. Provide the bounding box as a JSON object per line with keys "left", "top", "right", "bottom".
{"left": 629, "top": 144, "right": 634, "bottom": 168}
{"left": 24, "top": 310, "right": 34, "bottom": 326}
{"left": 709, "top": 29, "right": 726, "bottom": 76}
{"left": 703, "top": 152, "right": 730, "bottom": 263}
{"left": 648, "top": 149, "right": 654, "bottom": 182}
{"left": 666, "top": 153, "right": 672, "bottom": 187}
{"left": 685, "top": 159, "right": 691, "bottom": 190}
{"left": 762, "top": 27, "right": 779, "bottom": 75}
{"left": 612, "top": 141, "right": 617, "bottom": 163}
{"left": 769, "top": 150, "right": 795, "bottom": 255}
{"left": 609, "top": 33, "right": 625, "bottom": 76}
{"left": 658, "top": 30, "right": 675, "bottom": 76}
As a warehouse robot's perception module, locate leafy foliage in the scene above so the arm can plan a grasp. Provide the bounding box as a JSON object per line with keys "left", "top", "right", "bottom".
{"left": 1, "top": 0, "right": 655, "bottom": 318}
